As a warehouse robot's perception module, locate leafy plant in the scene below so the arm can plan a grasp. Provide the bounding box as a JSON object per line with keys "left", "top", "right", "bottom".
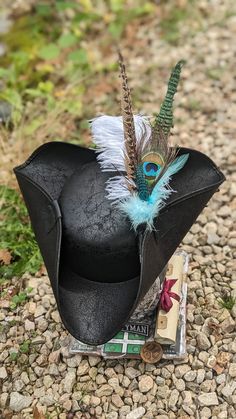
{"left": 19, "top": 340, "right": 31, "bottom": 354}
{"left": 0, "top": 185, "right": 42, "bottom": 280}
{"left": 10, "top": 351, "right": 18, "bottom": 361}
{"left": 9, "top": 340, "right": 31, "bottom": 362}
{"left": 10, "top": 288, "right": 33, "bottom": 309}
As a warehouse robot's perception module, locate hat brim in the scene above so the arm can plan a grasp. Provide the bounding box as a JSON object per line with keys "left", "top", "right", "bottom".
{"left": 59, "top": 265, "right": 139, "bottom": 345}
{"left": 14, "top": 141, "right": 225, "bottom": 345}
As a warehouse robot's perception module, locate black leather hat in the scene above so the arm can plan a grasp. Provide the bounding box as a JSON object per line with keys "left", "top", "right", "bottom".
{"left": 14, "top": 142, "right": 224, "bottom": 345}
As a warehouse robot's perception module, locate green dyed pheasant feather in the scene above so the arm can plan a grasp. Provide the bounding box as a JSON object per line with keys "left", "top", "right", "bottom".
{"left": 155, "top": 60, "right": 185, "bottom": 135}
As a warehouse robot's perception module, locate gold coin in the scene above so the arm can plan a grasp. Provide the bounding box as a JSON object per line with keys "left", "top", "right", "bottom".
{"left": 140, "top": 341, "right": 163, "bottom": 364}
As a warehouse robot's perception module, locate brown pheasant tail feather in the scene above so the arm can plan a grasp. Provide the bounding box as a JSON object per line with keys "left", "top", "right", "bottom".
{"left": 118, "top": 51, "right": 137, "bottom": 183}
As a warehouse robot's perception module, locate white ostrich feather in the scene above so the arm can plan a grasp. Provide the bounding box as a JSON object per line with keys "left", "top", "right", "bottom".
{"left": 90, "top": 115, "right": 151, "bottom": 202}
{"left": 91, "top": 114, "right": 151, "bottom": 171}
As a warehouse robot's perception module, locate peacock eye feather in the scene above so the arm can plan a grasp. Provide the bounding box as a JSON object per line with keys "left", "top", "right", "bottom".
{"left": 141, "top": 151, "right": 164, "bottom": 184}
{"left": 143, "top": 162, "right": 161, "bottom": 177}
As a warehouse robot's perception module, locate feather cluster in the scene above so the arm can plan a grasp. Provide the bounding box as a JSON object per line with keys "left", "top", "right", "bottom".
{"left": 91, "top": 53, "right": 189, "bottom": 230}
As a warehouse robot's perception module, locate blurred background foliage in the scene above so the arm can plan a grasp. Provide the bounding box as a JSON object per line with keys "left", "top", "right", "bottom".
{"left": 0, "top": 0, "right": 162, "bottom": 280}
{"left": 0, "top": 0, "right": 232, "bottom": 280}
{"left": 0, "top": 0, "right": 158, "bottom": 133}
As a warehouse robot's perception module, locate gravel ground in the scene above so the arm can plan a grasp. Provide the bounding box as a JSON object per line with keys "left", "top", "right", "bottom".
{"left": 1, "top": 1, "right": 236, "bottom": 418}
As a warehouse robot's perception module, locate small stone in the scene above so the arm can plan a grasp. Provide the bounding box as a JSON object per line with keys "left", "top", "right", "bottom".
{"left": 218, "top": 309, "right": 230, "bottom": 322}
{"left": 0, "top": 350, "right": 8, "bottom": 362}
{"left": 40, "top": 395, "right": 54, "bottom": 406}
{"left": 109, "top": 379, "right": 124, "bottom": 397}
{"left": 183, "top": 391, "right": 192, "bottom": 404}
{"left": 216, "top": 352, "right": 231, "bottom": 367}
{"left": 200, "top": 379, "right": 212, "bottom": 392}
{"left": 197, "top": 369, "right": 205, "bottom": 384}
{"left": 95, "top": 406, "right": 102, "bottom": 416}
{"left": 184, "top": 370, "right": 197, "bottom": 382}
{"left": 156, "top": 376, "right": 165, "bottom": 385}
{"left": 77, "top": 360, "right": 89, "bottom": 375}
{"left": 207, "top": 355, "right": 217, "bottom": 369}
{"left": 175, "top": 378, "right": 185, "bottom": 391}
{"left": 200, "top": 407, "right": 212, "bottom": 418}
{"left": 218, "top": 206, "right": 230, "bottom": 217}
{"left": 221, "top": 382, "right": 236, "bottom": 399}
{"left": 138, "top": 375, "right": 154, "bottom": 393}
{"left": 25, "top": 319, "right": 35, "bottom": 331}
{"left": 90, "top": 395, "right": 100, "bottom": 406}
{"left": 229, "top": 363, "right": 236, "bottom": 378}
{"left": 156, "top": 385, "right": 169, "bottom": 398}
{"left": 63, "top": 399, "right": 72, "bottom": 411}
{"left": 48, "top": 349, "right": 61, "bottom": 363}
{"left": 34, "top": 305, "right": 46, "bottom": 317}
{"left": 13, "top": 379, "right": 25, "bottom": 391}
{"left": 9, "top": 392, "right": 33, "bottom": 412}
{"left": 207, "top": 232, "right": 220, "bottom": 245}
{"left": 20, "top": 372, "right": 29, "bottom": 385}
{"left": 96, "top": 374, "right": 106, "bottom": 385}
{"left": 63, "top": 370, "right": 76, "bottom": 393}
{"left": 28, "top": 301, "right": 36, "bottom": 314}
{"left": 122, "top": 376, "right": 130, "bottom": 387}
{"left": 198, "top": 392, "right": 219, "bottom": 406}
{"left": 111, "top": 394, "right": 124, "bottom": 408}
{"left": 125, "top": 367, "right": 140, "bottom": 379}
{"left": 0, "top": 393, "right": 8, "bottom": 409}
{"left": 67, "top": 354, "right": 82, "bottom": 368}
{"left": 220, "top": 316, "right": 235, "bottom": 333}
{"left": 95, "top": 384, "right": 113, "bottom": 397}
{"left": 43, "top": 375, "right": 53, "bottom": 388}
{"left": 199, "top": 351, "right": 210, "bottom": 364}
{"left": 212, "top": 363, "right": 224, "bottom": 375}
{"left": 197, "top": 333, "right": 211, "bottom": 350}
{"left": 216, "top": 374, "right": 226, "bottom": 384}
{"left": 168, "top": 389, "right": 179, "bottom": 409}
{"left": 88, "top": 356, "right": 101, "bottom": 367}
{"left": 175, "top": 364, "right": 191, "bottom": 378}
{"left": 51, "top": 311, "right": 60, "bottom": 323}
{"left": 218, "top": 412, "right": 228, "bottom": 419}
{"left": 37, "top": 318, "right": 48, "bottom": 332}
{"left": 126, "top": 407, "right": 146, "bottom": 419}
{"left": 36, "top": 354, "right": 47, "bottom": 366}
{"left": 182, "top": 405, "right": 194, "bottom": 415}
{"left": 0, "top": 366, "right": 7, "bottom": 379}
{"left": 195, "top": 314, "right": 205, "bottom": 325}
{"left": 106, "top": 413, "right": 118, "bottom": 419}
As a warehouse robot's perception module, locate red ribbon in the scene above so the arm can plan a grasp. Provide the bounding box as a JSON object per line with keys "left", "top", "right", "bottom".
{"left": 160, "top": 278, "right": 180, "bottom": 313}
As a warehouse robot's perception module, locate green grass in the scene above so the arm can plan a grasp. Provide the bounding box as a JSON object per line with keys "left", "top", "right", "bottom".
{"left": 0, "top": 185, "right": 42, "bottom": 280}
{"left": 160, "top": 7, "right": 190, "bottom": 44}
{"left": 160, "top": 1, "right": 202, "bottom": 45}
{"left": 186, "top": 99, "right": 202, "bottom": 111}
{"left": 206, "top": 67, "right": 225, "bottom": 81}
{"left": 218, "top": 296, "right": 236, "bottom": 311}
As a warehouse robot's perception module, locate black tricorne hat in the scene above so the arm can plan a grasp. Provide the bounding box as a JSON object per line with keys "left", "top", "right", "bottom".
{"left": 14, "top": 56, "right": 225, "bottom": 345}
{"left": 14, "top": 142, "right": 224, "bottom": 345}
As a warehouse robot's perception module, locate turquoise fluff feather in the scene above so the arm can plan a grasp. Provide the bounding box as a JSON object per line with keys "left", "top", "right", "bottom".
{"left": 119, "top": 154, "right": 189, "bottom": 230}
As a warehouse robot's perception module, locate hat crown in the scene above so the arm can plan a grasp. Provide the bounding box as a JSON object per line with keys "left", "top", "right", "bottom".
{"left": 59, "top": 162, "right": 140, "bottom": 283}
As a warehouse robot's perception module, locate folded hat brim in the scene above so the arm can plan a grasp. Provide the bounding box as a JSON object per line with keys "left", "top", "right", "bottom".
{"left": 59, "top": 265, "right": 139, "bottom": 345}
{"left": 14, "top": 141, "right": 225, "bottom": 345}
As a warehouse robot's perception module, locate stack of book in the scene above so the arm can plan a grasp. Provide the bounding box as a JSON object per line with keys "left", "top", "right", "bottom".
{"left": 70, "top": 251, "right": 188, "bottom": 361}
